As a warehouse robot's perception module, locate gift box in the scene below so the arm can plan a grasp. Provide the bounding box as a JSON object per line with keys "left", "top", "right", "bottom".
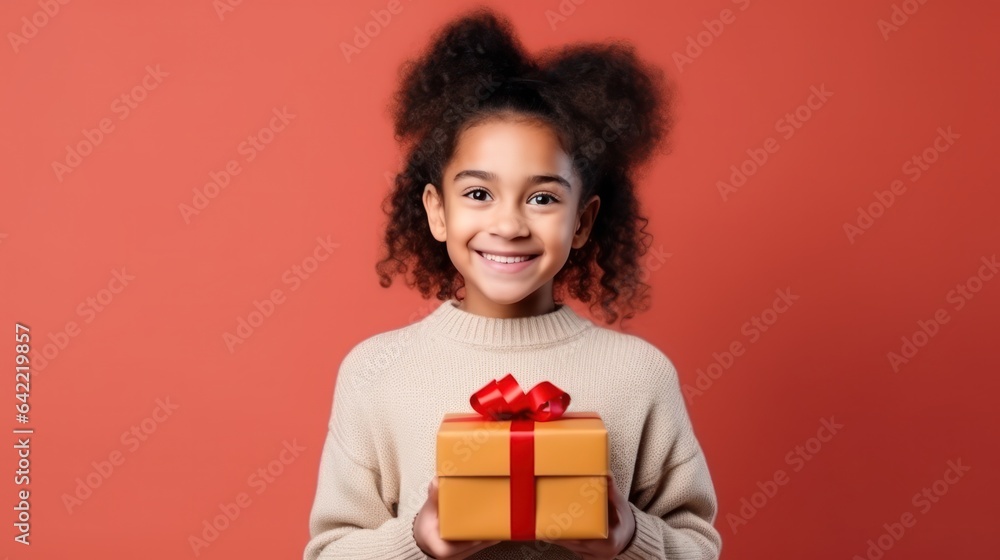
{"left": 436, "top": 374, "right": 609, "bottom": 541}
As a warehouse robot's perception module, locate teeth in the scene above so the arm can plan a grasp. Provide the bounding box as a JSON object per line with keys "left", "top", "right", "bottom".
{"left": 481, "top": 252, "right": 534, "bottom": 264}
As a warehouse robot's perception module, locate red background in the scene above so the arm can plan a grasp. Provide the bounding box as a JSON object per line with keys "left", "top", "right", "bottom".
{"left": 1, "top": 0, "right": 997, "bottom": 558}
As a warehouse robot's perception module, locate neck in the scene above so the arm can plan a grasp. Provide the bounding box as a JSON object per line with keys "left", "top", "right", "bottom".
{"left": 457, "top": 285, "right": 556, "bottom": 319}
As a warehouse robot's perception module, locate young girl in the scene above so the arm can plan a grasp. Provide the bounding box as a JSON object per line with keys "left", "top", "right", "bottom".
{"left": 305, "top": 7, "right": 721, "bottom": 560}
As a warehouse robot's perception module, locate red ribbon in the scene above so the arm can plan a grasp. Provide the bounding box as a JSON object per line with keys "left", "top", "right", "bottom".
{"left": 470, "top": 373, "right": 570, "bottom": 422}
{"left": 444, "top": 373, "right": 585, "bottom": 540}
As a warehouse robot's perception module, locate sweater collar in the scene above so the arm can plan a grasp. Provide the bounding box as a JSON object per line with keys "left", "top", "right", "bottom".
{"left": 425, "top": 298, "right": 592, "bottom": 347}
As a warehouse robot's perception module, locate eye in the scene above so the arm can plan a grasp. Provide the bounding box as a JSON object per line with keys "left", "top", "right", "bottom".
{"left": 462, "top": 187, "right": 492, "bottom": 202}
{"left": 461, "top": 188, "right": 559, "bottom": 205}
{"left": 528, "top": 193, "right": 559, "bottom": 205}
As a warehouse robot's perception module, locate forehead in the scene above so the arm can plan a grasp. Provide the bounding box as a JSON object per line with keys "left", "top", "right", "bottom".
{"left": 446, "top": 119, "right": 576, "bottom": 182}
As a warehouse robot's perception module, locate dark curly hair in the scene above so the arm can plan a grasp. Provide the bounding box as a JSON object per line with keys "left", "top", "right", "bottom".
{"left": 375, "top": 6, "right": 675, "bottom": 325}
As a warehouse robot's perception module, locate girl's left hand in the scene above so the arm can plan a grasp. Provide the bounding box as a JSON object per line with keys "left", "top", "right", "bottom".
{"left": 541, "top": 470, "right": 637, "bottom": 560}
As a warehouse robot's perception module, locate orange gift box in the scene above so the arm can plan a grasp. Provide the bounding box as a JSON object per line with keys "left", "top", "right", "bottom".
{"left": 435, "top": 374, "right": 609, "bottom": 541}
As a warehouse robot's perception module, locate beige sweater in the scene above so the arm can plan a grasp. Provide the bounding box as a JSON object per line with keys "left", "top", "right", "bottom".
{"left": 304, "top": 298, "right": 721, "bottom": 559}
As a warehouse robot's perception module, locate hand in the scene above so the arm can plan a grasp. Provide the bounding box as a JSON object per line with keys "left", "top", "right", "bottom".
{"left": 413, "top": 475, "right": 501, "bottom": 560}
{"left": 542, "top": 470, "right": 637, "bottom": 560}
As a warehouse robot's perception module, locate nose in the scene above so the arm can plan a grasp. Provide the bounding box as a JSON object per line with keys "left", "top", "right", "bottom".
{"left": 487, "top": 202, "right": 529, "bottom": 239}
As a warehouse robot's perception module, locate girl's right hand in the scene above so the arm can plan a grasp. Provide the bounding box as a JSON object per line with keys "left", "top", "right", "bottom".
{"left": 413, "top": 476, "right": 501, "bottom": 560}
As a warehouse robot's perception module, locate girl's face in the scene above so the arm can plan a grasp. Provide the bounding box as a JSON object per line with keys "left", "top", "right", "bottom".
{"left": 423, "top": 118, "right": 600, "bottom": 318}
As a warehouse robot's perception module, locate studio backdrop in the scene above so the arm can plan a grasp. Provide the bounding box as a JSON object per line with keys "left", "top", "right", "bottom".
{"left": 1, "top": 0, "right": 996, "bottom": 558}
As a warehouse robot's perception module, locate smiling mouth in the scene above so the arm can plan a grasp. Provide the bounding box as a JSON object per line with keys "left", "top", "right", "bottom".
{"left": 475, "top": 251, "right": 540, "bottom": 264}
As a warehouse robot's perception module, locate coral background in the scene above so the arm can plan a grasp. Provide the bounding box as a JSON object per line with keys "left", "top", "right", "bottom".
{"left": 1, "top": 0, "right": 996, "bottom": 558}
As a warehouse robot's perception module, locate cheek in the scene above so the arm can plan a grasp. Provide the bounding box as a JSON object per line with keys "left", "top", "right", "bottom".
{"left": 542, "top": 219, "right": 577, "bottom": 249}
{"left": 444, "top": 211, "right": 477, "bottom": 241}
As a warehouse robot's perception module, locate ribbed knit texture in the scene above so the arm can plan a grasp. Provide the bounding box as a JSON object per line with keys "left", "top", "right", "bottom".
{"left": 304, "top": 298, "right": 721, "bottom": 560}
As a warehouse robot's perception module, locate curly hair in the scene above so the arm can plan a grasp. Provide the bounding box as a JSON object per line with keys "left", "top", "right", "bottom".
{"left": 375, "top": 6, "right": 675, "bottom": 325}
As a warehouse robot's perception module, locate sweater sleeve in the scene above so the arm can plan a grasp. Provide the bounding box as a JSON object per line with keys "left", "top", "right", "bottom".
{"left": 615, "top": 353, "right": 722, "bottom": 560}
{"left": 303, "top": 348, "right": 430, "bottom": 560}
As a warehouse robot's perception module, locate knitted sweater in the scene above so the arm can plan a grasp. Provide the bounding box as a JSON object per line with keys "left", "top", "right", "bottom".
{"left": 303, "top": 298, "right": 722, "bottom": 560}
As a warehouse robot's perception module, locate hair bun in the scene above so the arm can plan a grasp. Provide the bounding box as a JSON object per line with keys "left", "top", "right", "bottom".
{"left": 391, "top": 8, "right": 534, "bottom": 142}
{"left": 539, "top": 42, "right": 673, "bottom": 175}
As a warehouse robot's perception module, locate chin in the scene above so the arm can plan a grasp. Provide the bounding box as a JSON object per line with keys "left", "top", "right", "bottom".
{"left": 474, "top": 285, "right": 536, "bottom": 306}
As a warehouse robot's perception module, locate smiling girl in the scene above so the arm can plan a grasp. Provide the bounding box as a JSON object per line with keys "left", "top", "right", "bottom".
{"left": 304, "top": 7, "right": 721, "bottom": 560}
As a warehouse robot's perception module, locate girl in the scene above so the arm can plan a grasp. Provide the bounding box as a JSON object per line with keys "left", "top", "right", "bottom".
{"left": 305, "top": 7, "right": 721, "bottom": 560}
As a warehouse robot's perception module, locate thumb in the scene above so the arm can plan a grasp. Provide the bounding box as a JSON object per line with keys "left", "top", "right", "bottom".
{"left": 607, "top": 471, "right": 625, "bottom": 505}
{"left": 430, "top": 476, "right": 443, "bottom": 508}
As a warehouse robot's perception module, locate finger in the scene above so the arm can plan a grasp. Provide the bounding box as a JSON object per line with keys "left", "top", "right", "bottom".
{"left": 434, "top": 540, "right": 474, "bottom": 560}
{"left": 604, "top": 476, "right": 622, "bottom": 523}
{"left": 607, "top": 473, "right": 627, "bottom": 505}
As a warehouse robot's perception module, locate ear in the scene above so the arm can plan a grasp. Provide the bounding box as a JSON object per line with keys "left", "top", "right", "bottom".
{"left": 571, "top": 194, "right": 600, "bottom": 249}
{"left": 423, "top": 183, "right": 447, "bottom": 242}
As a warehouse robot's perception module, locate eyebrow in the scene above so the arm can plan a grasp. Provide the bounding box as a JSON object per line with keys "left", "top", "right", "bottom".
{"left": 452, "top": 169, "right": 572, "bottom": 192}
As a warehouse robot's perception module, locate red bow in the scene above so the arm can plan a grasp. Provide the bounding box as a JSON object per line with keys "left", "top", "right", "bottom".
{"left": 470, "top": 373, "right": 570, "bottom": 422}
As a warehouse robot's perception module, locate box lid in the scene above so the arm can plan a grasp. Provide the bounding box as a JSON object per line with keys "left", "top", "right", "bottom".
{"left": 436, "top": 412, "right": 609, "bottom": 477}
